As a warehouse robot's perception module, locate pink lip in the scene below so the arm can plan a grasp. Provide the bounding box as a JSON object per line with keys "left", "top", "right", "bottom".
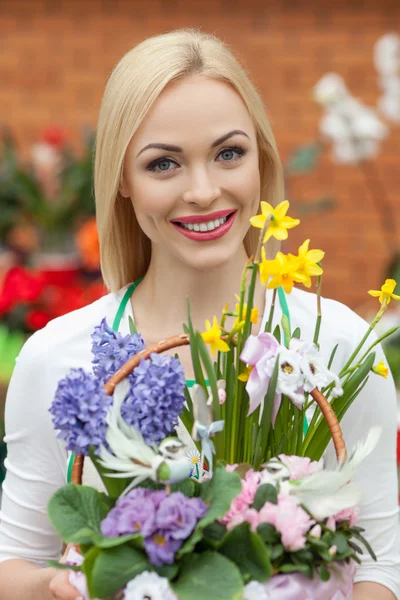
{"left": 172, "top": 211, "right": 236, "bottom": 242}
{"left": 171, "top": 209, "right": 235, "bottom": 224}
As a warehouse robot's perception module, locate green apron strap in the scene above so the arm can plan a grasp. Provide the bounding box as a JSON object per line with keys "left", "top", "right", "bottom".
{"left": 112, "top": 277, "right": 144, "bottom": 333}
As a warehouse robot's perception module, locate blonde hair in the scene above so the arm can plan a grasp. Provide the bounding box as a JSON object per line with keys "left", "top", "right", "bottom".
{"left": 94, "top": 28, "right": 284, "bottom": 292}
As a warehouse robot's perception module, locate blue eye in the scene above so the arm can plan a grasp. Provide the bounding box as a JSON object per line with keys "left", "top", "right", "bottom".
{"left": 146, "top": 146, "right": 247, "bottom": 174}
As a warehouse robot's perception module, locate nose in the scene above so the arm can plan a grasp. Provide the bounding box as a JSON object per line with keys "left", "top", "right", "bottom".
{"left": 182, "top": 167, "right": 221, "bottom": 206}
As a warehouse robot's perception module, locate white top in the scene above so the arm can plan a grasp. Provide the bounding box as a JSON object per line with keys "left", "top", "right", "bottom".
{"left": 0, "top": 284, "right": 399, "bottom": 598}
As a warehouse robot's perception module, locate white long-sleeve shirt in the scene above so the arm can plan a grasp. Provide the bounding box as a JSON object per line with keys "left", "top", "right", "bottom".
{"left": 0, "top": 284, "right": 399, "bottom": 597}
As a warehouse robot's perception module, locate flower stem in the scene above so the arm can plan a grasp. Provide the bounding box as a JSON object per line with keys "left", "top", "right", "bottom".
{"left": 313, "top": 275, "right": 323, "bottom": 347}
{"left": 339, "top": 304, "right": 387, "bottom": 377}
{"left": 265, "top": 288, "right": 277, "bottom": 333}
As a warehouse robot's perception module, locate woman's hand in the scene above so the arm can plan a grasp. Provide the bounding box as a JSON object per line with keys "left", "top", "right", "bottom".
{"left": 48, "top": 544, "right": 83, "bottom": 600}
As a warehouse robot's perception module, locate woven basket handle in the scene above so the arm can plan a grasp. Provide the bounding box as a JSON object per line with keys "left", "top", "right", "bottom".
{"left": 71, "top": 333, "right": 347, "bottom": 484}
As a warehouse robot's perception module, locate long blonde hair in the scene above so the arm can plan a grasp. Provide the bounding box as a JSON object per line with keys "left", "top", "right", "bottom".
{"left": 95, "top": 28, "right": 284, "bottom": 292}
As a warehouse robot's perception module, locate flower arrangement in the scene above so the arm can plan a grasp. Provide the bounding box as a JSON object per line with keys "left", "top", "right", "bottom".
{"left": 46, "top": 201, "right": 400, "bottom": 600}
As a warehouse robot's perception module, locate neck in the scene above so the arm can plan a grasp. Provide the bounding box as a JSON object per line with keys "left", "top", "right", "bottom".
{"left": 130, "top": 244, "right": 266, "bottom": 337}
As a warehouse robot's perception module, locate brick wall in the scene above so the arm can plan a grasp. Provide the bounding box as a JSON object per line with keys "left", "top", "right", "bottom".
{"left": 1, "top": 0, "right": 399, "bottom": 311}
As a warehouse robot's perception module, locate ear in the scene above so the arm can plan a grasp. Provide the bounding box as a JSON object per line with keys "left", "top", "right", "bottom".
{"left": 118, "top": 174, "right": 130, "bottom": 199}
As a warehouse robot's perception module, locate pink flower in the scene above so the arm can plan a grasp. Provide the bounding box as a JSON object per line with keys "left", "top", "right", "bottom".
{"left": 220, "top": 469, "right": 261, "bottom": 529}
{"left": 259, "top": 493, "right": 315, "bottom": 552}
{"left": 244, "top": 508, "right": 260, "bottom": 532}
{"left": 333, "top": 505, "right": 360, "bottom": 527}
{"left": 278, "top": 454, "right": 323, "bottom": 480}
{"left": 326, "top": 516, "right": 336, "bottom": 531}
{"left": 225, "top": 464, "right": 239, "bottom": 472}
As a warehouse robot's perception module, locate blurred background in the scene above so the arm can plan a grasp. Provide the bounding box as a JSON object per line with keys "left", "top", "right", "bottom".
{"left": 0, "top": 0, "right": 399, "bottom": 492}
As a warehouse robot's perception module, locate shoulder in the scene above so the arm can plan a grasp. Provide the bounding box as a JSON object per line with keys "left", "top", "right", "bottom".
{"left": 16, "top": 286, "right": 128, "bottom": 371}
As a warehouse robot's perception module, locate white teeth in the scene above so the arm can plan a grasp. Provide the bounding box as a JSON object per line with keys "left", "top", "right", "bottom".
{"left": 180, "top": 215, "right": 229, "bottom": 232}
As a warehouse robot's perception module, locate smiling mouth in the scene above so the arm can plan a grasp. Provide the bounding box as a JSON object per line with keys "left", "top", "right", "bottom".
{"left": 173, "top": 211, "right": 236, "bottom": 233}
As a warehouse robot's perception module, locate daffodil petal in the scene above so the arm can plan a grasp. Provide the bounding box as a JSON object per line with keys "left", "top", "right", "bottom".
{"left": 260, "top": 201, "right": 274, "bottom": 216}
{"left": 280, "top": 217, "right": 300, "bottom": 229}
{"left": 306, "top": 250, "right": 325, "bottom": 262}
{"left": 249, "top": 215, "right": 266, "bottom": 229}
{"left": 273, "top": 200, "right": 290, "bottom": 220}
{"left": 216, "top": 339, "right": 230, "bottom": 353}
{"left": 368, "top": 290, "right": 381, "bottom": 297}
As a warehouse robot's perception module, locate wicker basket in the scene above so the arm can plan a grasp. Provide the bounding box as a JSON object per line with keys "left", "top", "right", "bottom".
{"left": 71, "top": 332, "right": 347, "bottom": 484}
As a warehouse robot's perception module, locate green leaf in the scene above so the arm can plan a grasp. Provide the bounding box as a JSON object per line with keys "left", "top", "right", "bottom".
{"left": 220, "top": 522, "right": 272, "bottom": 582}
{"left": 90, "top": 545, "right": 150, "bottom": 598}
{"left": 257, "top": 523, "right": 281, "bottom": 545}
{"left": 281, "top": 314, "right": 291, "bottom": 347}
{"left": 270, "top": 543, "right": 284, "bottom": 560}
{"left": 279, "top": 563, "right": 313, "bottom": 577}
{"left": 47, "top": 484, "right": 111, "bottom": 544}
{"left": 178, "top": 464, "right": 241, "bottom": 557}
{"left": 46, "top": 561, "right": 81, "bottom": 572}
{"left": 186, "top": 298, "right": 207, "bottom": 390}
{"left": 327, "top": 343, "right": 339, "bottom": 370}
{"left": 331, "top": 532, "right": 348, "bottom": 555}
{"left": 292, "top": 327, "right": 301, "bottom": 339}
{"left": 352, "top": 531, "right": 377, "bottom": 561}
{"left": 273, "top": 324, "right": 281, "bottom": 345}
{"left": 202, "top": 522, "right": 228, "bottom": 545}
{"left": 318, "top": 564, "right": 331, "bottom": 581}
{"left": 252, "top": 483, "right": 278, "bottom": 510}
{"left": 171, "top": 551, "right": 243, "bottom": 600}
{"left": 82, "top": 546, "right": 101, "bottom": 599}
{"left": 197, "top": 332, "right": 221, "bottom": 421}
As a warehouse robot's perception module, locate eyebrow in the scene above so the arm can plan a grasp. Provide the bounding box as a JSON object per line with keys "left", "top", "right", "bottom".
{"left": 136, "top": 129, "right": 250, "bottom": 158}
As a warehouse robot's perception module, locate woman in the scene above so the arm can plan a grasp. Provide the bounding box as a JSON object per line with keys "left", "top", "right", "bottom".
{"left": 0, "top": 28, "right": 399, "bottom": 600}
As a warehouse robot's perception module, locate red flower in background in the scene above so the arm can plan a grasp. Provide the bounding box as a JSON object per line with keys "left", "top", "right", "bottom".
{"left": 0, "top": 264, "right": 105, "bottom": 332}
{"left": 40, "top": 125, "right": 67, "bottom": 149}
{"left": 0, "top": 267, "right": 45, "bottom": 314}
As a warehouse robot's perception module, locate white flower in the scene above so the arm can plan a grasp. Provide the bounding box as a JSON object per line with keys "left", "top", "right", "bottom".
{"left": 243, "top": 581, "right": 269, "bottom": 600}
{"left": 124, "top": 571, "right": 176, "bottom": 600}
{"left": 272, "top": 348, "right": 306, "bottom": 409}
{"left": 314, "top": 72, "right": 388, "bottom": 163}
{"left": 374, "top": 33, "right": 400, "bottom": 77}
{"left": 290, "top": 339, "right": 343, "bottom": 397}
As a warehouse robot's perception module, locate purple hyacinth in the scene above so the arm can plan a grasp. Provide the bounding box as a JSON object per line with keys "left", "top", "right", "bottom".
{"left": 91, "top": 318, "right": 145, "bottom": 384}
{"left": 100, "top": 488, "right": 167, "bottom": 538}
{"left": 121, "top": 352, "right": 186, "bottom": 445}
{"left": 49, "top": 368, "right": 112, "bottom": 456}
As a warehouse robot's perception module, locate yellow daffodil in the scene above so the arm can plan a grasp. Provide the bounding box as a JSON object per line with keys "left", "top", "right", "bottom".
{"left": 200, "top": 316, "right": 230, "bottom": 356}
{"left": 238, "top": 365, "right": 254, "bottom": 382}
{"left": 233, "top": 294, "right": 259, "bottom": 329}
{"left": 368, "top": 279, "right": 400, "bottom": 306}
{"left": 259, "top": 247, "right": 304, "bottom": 294}
{"left": 372, "top": 361, "right": 389, "bottom": 379}
{"left": 249, "top": 200, "right": 300, "bottom": 243}
{"left": 291, "top": 239, "right": 324, "bottom": 288}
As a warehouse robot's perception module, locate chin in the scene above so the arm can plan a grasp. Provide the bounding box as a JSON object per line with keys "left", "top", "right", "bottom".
{"left": 176, "top": 242, "right": 243, "bottom": 273}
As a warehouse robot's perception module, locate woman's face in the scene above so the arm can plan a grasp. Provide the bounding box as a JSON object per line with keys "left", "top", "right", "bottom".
{"left": 121, "top": 74, "right": 261, "bottom": 271}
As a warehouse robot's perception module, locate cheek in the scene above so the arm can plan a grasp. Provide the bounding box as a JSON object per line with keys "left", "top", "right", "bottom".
{"left": 225, "top": 160, "right": 260, "bottom": 205}
{"left": 130, "top": 176, "right": 177, "bottom": 221}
